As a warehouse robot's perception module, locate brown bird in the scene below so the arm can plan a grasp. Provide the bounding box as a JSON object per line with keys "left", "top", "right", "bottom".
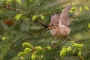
{"left": 48, "top": 5, "right": 72, "bottom": 41}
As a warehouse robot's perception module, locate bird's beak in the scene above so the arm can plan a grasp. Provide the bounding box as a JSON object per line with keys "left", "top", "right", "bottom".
{"left": 47, "top": 26, "right": 51, "bottom": 29}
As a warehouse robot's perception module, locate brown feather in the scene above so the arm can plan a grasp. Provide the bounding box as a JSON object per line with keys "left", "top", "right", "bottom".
{"left": 59, "top": 5, "right": 72, "bottom": 27}
{"left": 50, "top": 14, "right": 59, "bottom": 25}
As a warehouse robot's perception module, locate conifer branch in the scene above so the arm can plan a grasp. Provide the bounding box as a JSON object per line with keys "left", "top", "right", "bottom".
{"left": 78, "top": 56, "right": 84, "bottom": 60}
{"left": 35, "top": 20, "right": 48, "bottom": 28}
{"left": 0, "top": 4, "right": 22, "bottom": 12}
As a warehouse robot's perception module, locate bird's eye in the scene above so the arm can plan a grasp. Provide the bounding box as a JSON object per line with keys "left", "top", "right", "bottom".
{"left": 52, "top": 24, "right": 54, "bottom": 26}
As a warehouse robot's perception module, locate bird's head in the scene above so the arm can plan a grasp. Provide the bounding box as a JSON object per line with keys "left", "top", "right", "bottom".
{"left": 48, "top": 23, "right": 58, "bottom": 29}
{"left": 48, "top": 14, "right": 59, "bottom": 29}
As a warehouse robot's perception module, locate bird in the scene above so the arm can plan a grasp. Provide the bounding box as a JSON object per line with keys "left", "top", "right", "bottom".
{"left": 48, "top": 5, "right": 72, "bottom": 42}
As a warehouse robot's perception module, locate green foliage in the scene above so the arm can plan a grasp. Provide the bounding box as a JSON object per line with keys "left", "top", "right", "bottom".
{"left": 40, "top": 15, "right": 45, "bottom": 20}
{"left": 60, "top": 47, "right": 67, "bottom": 58}
{"left": 67, "top": 47, "right": 72, "bottom": 52}
{"left": 70, "top": 5, "right": 89, "bottom": 13}
{"left": 15, "top": 14, "right": 22, "bottom": 20}
{"left": 32, "top": 15, "right": 38, "bottom": 20}
{"left": 84, "top": 6, "right": 89, "bottom": 11}
{"left": 60, "top": 41, "right": 84, "bottom": 58}
{"left": 22, "top": 42, "right": 33, "bottom": 48}
{"left": 32, "top": 15, "right": 45, "bottom": 20}
{"left": 31, "top": 52, "right": 37, "bottom": 60}
{"left": 6, "top": 0, "right": 13, "bottom": 5}
{"left": 78, "top": 51, "right": 81, "bottom": 56}
{"left": 18, "top": 43, "right": 51, "bottom": 60}
{"left": 15, "top": 0, "right": 21, "bottom": 4}
{"left": 79, "top": 6, "right": 82, "bottom": 12}
{"left": 18, "top": 52, "right": 26, "bottom": 56}
{"left": 70, "top": 7, "right": 77, "bottom": 13}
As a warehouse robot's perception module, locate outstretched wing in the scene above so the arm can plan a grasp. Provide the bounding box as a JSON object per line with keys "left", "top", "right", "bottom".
{"left": 59, "top": 5, "right": 72, "bottom": 27}
{"left": 49, "top": 14, "right": 59, "bottom": 25}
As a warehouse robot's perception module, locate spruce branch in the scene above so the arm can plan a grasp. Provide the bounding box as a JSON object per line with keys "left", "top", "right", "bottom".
{"left": 35, "top": 19, "right": 48, "bottom": 28}
{"left": 78, "top": 56, "right": 84, "bottom": 60}
{"left": 0, "top": 4, "right": 22, "bottom": 12}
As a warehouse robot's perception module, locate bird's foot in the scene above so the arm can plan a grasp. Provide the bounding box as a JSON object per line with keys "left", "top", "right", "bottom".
{"left": 50, "top": 40, "right": 59, "bottom": 48}
{"left": 51, "top": 40, "right": 58, "bottom": 44}
{"left": 51, "top": 38, "right": 59, "bottom": 45}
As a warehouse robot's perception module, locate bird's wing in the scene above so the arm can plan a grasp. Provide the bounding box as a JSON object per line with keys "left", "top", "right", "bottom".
{"left": 59, "top": 5, "right": 72, "bottom": 27}
{"left": 49, "top": 14, "right": 59, "bottom": 25}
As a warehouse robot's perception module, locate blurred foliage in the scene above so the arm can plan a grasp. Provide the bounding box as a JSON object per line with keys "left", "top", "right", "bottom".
{"left": 0, "top": 0, "right": 90, "bottom": 60}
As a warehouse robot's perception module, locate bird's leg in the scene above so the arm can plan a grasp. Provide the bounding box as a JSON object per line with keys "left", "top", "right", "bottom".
{"left": 61, "top": 36, "right": 73, "bottom": 44}
{"left": 51, "top": 38, "right": 58, "bottom": 46}
{"left": 60, "top": 36, "right": 72, "bottom": 46}
{"left": 60, "top": 37, "right": 68, "bottom": 46}
{"left": 66, "top": 36, "right": 73, "bottom": 41}
{"left": 55, "top": 37, "right": 58, "bottom": 41}
{"left": 66, "top": 36, "right": 77, "bottom": 43}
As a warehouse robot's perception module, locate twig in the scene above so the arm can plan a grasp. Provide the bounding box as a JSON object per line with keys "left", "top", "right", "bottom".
{"left": 0, "top": 4, "right": 49, "bottom": 28}
{"left": 78, "top": 56, "right": 84, "bottom": 60}
{"left": 0, "top": 4, "right": 22, "bottom": 12}
{"left": 35, "top": 20, "right": 48, "bottom": 28}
